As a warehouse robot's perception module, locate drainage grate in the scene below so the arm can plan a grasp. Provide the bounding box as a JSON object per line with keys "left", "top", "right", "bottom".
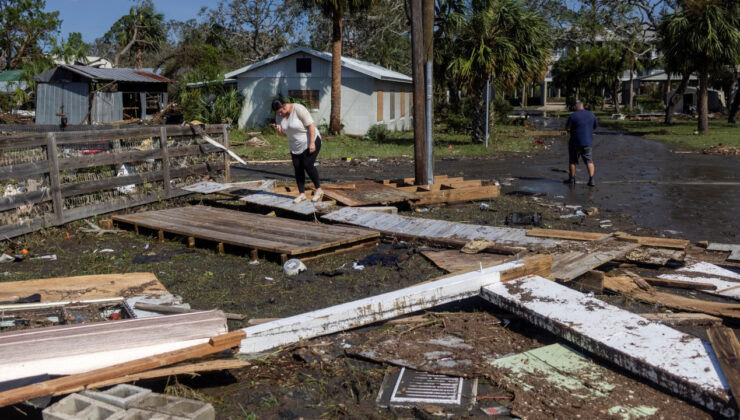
{"left": 389, "top": 368, "right": 463, "bottom": 405}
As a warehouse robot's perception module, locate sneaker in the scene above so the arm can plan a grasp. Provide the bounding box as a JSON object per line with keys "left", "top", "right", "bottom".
{"left": 311, "top": 190, "right": 324, "bottom": 202}
{"left": 563, "top": 177, "right": 576, "bottom": 185}
{"left": 293, "top": 195, "right": 307, "bottom": 204}
{"left": 588, "top": 177, "right": 595, "bottom": 187}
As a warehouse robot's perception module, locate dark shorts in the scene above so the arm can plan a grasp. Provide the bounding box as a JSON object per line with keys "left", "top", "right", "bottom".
{"left": 569, "top": 143, "right": 593, "bottom": 165}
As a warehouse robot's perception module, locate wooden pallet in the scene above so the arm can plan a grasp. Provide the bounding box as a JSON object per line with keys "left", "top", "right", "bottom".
{"left": 113, "top": 205, "right": 379, "bottom": 262}
{"left": 381, "top": 175, "right": 500, "bottom": 205}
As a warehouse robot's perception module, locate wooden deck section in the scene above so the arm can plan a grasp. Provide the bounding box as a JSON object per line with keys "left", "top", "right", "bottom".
{"left": 239, "top": 191, "right": 333, "bottom": 216}
{"left": 113, "top": 205, "right": 379, "bottom": 262}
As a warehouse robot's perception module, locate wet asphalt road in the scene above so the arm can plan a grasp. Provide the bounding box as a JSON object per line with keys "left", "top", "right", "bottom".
{"left": 232, "top": 122, "right": 740, "bottom": 243}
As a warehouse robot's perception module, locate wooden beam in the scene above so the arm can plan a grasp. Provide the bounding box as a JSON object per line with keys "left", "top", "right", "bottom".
{"left": 707, "top": 326, "right": 740, "bottom": 411}
{"left": 639, "top": 313, "right": 722, "bottom": 327}
{"left": 238, "top": 258, "right": 545, "bottom": 354}
{"left": 643, "top": 277, "right": 716, "bottom": 290}
{"left": 527, "top": 228, "right": 609, "bottom": 241}
{"left": 551, "top": 243, "right": 641, "bottom": 282}
{"left": 615, "top": 232, "right": 690, "bottom": 249}
{"left": 480, "top": 275, "right": 735, "bottom": 418}
{"left": 0, "top": 330, "right": 245, "bottom": 408}
{"left": 411, "top": 185, "right": 500, "bottom": 205}
{"left": 46, "top": 133, "right": 64, "bottom": 225}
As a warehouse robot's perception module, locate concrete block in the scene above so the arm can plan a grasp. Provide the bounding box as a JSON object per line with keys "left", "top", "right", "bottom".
{"left": 81, "top": 384, "right": 152, "bottom": 409}
{"left": 121, "top": 408, "right": 189, "bottom": 420}
{"left": 42, "top": 393, "right": 125, "bottom": 420}
{"left": 130, "top": 394, "right": 214, "bottom": 420}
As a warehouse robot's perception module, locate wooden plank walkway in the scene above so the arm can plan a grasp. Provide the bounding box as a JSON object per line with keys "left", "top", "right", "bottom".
{"left": 239, "top": 192, "right": 333, "bottom": 216}
{"left": 113, "top": 205, "right": 379, "bottom": 262}
{"left": 322, "top": 207, "right": 560, "bottom": 248}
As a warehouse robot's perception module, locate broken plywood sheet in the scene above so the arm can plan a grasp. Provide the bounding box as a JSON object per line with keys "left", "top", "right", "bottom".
{"left": 707, "top": 243, "right": 740, "bottom": 262}
{"left": 323, "top": 180, "right": 417, "bottom": 206}
{"left": 239, "top": 191, "right": 333, "bottom": 216}
{"left": 552, "top": 242, "right": 640, "bottom": 282}
{"left": 238, "top": 258, "right": 549, "bottom": 354}
{"left": 491, "top": 344, "right": 659, "bottom": 419}
{"left": 181, "top": 180, "right": 274, "bottom": 194}
{"left": 480, "top": 275, "right": 734, "bottom": 418}
{"left": 322, "top": 207, "right": 560, "bottom": 249}
{"left": 658, "top": 262, "right": 740, "bottom": 300}
{"left": 420, "top": 250, "right": 511, "bottom": 273}
{"left": 0, "top": 273, "right": 167, "bottom": 302}
{"left": 623, "top": 247, "right": 686, "bottom": 266}
{"left": 0, "top": 310, "right": 227, "bottom": 382}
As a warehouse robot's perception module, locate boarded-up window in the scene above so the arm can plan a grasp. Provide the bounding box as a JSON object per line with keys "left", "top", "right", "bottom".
{"left": 400, "top": 92, "right": 406, "bottom": 117}
{"left": 296, "top": 58, "right": 312, "bottom": 73}
{"left": 288, "top": 90, "right": 320, "bottom": 109}
{"left": 377, "top": 90, "right": 383, "bottom": 121}
{"left": 389, "top": 92, "right": 396, "bottom": 119}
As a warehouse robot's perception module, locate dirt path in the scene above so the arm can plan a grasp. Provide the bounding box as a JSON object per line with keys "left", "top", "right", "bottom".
{"left": 233, "top": 123, "right": 740, "bottom": 243}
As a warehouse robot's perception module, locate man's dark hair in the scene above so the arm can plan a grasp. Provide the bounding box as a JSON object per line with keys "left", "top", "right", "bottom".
{"left": 271, "top": 99, "right": 285, "bottom": 112}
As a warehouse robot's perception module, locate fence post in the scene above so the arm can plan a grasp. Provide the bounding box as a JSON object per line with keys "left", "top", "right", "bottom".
{"left": 222, "top": 124, "right": 230, "bottom": 183}
{"left": 46, "top": 133, "right": 64, "bottom": 224}
{"left": 160, "top": 126, "right": 171, "bottom": 198}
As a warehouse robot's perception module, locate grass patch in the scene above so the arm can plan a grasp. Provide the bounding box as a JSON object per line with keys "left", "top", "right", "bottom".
{"left": 229, "top": 125, "right": 553, "bottom": 161}
{"left": 601, "top": 118, "right": 740, "bottom": 150}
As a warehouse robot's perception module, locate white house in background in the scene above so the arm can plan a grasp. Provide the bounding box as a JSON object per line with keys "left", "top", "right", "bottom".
{"left": 225, "top": 46, "right": 413, "bottom": 135}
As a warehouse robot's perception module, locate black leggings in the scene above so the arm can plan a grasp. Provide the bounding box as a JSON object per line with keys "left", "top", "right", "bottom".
{"left": 291, "top": 137, "right": 321, "bottom": 193}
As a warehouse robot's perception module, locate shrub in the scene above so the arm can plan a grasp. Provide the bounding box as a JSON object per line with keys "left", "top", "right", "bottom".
{"left": 445, "top": 113, "right": 471, "bottom": 134}
{"left": 493, "top": 96, "right": 513, "bottom": 124}
{"left": 367, "top": 124, "right": 390, "bottom": 142}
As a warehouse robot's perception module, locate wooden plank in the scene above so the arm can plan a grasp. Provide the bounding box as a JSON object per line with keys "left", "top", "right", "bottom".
{"left": 0, "top": 188, "right": 50, "bottom": 212}
{"left": 615, "top": 232, "right": 690, "bottom": 249}
{"left": 658, "top": 262, "right": 740, "bottom": 300}
{"left": 238, "top": 258, "right": 545, "bottom": 354}
{"left": 622, "top": 247, "right": 686, "bottom": 266}
{"left": 480, "top": 275, "right": 735, "bottom": 418}
{"left": 160, "top": 127, "right": 171, "bottom": 198}
{"left": 46, "top": 133, "right": 64, "bottom": 224}
{"left": 0, "top": 273, "right": 167, "bottom": 302}
{"left": 551, "top": 242, "right": 641, "bottom": 282}
{"left": 0, "top": 159, "right": 49, "bottom": 181}
{"left": 322, "top": 207, "right": 559, "bottom": 249}
{"left": 0, "top": 310, "right": 228, "bottom": 383}
{"left": 411, "top": 185, "right": 500, "bottom": 205}
{"left": 707, "top": 326, "right": 740, "bottom": 410}
{"left": 643, "top": 277, "right": 716, "bottom": 290}
{"left": 420, "top": 250, "right": 511, "bottom": 273}
{"left": 639, "top": 313, "right": 723, "bottom": 327}
{"left": 527, "top": 228, "right": 609, "bottom": 241}
{"left": 240, "top": 192, "right": 333, "bottom": 216}
{"left": 60, "top": 358, "right": 251, "bottom": 395}
{"left": 0, "top": 330, "right": 245, "bottom": 408}
{"left": 603, "top": 275, "right": 740, "bottom": 320}
{"left": 222, "top": 125, "right": 231, "bottom": 182}
{"left": 323, "top": 180, "right": 417, "bottom": 206}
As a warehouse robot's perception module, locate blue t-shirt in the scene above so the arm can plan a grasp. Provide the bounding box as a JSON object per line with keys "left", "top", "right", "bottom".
{"left": 566, "top": 110, "right": 598, "bottom": 146}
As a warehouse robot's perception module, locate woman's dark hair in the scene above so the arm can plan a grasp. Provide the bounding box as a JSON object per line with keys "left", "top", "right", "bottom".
{"left": 271, "top": 99, "right": 285, "bottom": 112}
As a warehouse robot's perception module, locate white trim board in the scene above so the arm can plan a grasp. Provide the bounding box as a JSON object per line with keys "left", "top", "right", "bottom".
{"left": 238, "top": 259, "right": 528, "bottom": 354}
{"left": 659, "top": 262, "right": 740, "bottom": 300}
{"left": 480, "top": 275, "right": 734, "bottom": 418}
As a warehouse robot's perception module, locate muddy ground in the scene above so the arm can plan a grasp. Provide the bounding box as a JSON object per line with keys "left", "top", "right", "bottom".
{"left": 2, "top": 132, "right": 739, "bottom": 418}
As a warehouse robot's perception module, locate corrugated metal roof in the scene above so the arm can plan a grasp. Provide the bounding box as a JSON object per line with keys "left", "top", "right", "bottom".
{"left": 36, "top": 65, "right": 172, "bottom": 83}
{"left": 225, "top": 47, "right": 412, "bottom": 83}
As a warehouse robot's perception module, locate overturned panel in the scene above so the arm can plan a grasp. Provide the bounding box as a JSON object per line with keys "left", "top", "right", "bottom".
{"left": 480, "top": 275, "right": 734, "bottom": 418}
{"left": 659, "top": 262, "right": 740, "bottom": 300}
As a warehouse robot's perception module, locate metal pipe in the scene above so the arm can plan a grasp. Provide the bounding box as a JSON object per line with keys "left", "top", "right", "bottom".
{"left": 425, "top": 61, "right": 434, "bottom": 184}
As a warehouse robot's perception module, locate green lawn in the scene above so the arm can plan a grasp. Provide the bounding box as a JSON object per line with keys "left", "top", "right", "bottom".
{"left": 601, "top": 118, "right": 740, "bottom": 150}
{"left": 230, "top": 125, "right": 558, "bottom": 161}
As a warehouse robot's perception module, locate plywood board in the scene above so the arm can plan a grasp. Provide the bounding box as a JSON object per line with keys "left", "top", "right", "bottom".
{"left": 0, "top": 310, "right": 227, "bottom": 382}
{"left": 114, "top": 205, "right": 379, "bottom": 257}
{"left": 0, "top": 273, "right": 167, "bottom": 302}
{"left": 527, "top": 228, "right": 609, "bottom": 241}
{"left": 323, "top": 180, "right": 417, "bottom": 206}
{"left": 481, "top": 275, "right": 734, "bottom": 418}
{"left": 707, "top": 243, "right": 740, "bottom": 262}
{"left": 239, "top": 192, "right": 333, "bottom": 216}
{"left": 322, "top": 207, "right": 560, "bottom": 249}
{"left": 551, "top": 242, "right": 641, "bottom": 282}
{"left": 658, "top": 262, "right": 740, "bottom": 300}
{"left": 615, "top": 233, "right": 690, "bottom": 249}
{"left": 420, "top": 250, "right": 511, "bottom": 273}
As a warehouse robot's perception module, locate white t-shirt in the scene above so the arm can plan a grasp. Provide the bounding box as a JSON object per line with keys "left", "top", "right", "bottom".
{"left": 276, "top": 103, "right": 316, "bottom": 154}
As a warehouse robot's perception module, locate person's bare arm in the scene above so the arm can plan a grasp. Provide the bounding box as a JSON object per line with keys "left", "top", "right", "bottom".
{"left": 271, "top": 123, "right": 285, "bottom": 136}
{"left": 307, "top": 123, "right": 317, "bottom": 153}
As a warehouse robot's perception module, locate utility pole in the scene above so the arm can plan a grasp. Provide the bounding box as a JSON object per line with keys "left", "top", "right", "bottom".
{"left": 411, "top": 0, "right": 428, "bottom": 185}
{"left": 423, "top": 0, "right": 434, "bottom": 185}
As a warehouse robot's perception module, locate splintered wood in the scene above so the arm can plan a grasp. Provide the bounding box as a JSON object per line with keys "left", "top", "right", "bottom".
{"left": 0, "top": 273, "right": 167, "bottom": 302}
{"left": 381, "top": 175, "right": 500, "bottom": 205}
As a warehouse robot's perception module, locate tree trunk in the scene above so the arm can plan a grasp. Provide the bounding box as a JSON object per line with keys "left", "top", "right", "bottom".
{"left": 521, "top": 85, "right": 527, "bottom": 109}
{"left": 613, "top": 82, "right": 620, "bottom": 114}
{"left": 628, "top": 59, "right": 635, "bottom": 112}
{"left": 664, "top": 74, "right": 672, "bottom": 106}
{"left": 697, "top": 69, "right": 709, "bottom": 134}
{"left": 448, "top": 79, "right": 461, "bottom": 114}
{"left": 665, "top": 72, "right": 690, "bottom": 125}
{"left": 729, "top": 78, "right": 740, "bottom": 123}
{"left": 329, "top": 11, "right": 343, "bottom": 135}
{"left": 471, "top": 86, "right": 487, "bottom": 144}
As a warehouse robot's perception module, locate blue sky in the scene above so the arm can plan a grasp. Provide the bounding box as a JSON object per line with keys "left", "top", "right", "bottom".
{"left": 44, "top": 0, "right": 209, "bottom": 43}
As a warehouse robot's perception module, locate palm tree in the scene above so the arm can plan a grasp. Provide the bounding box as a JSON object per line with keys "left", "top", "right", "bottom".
{"left": 449, "top": 0, "right": 551, "bottom": 143}
{"left": 302, "top": 0, "right": 376, "bottom": 135}
{"left": 658, "top": 0, "right": 740, "bottom": 134}
{"left": 106, "top": 0, "right": 165, "bottom": 68}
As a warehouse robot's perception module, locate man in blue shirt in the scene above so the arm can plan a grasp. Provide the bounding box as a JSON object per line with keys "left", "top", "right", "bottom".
{"left": 565, "top": 101, "right": 598, "bottom": 186}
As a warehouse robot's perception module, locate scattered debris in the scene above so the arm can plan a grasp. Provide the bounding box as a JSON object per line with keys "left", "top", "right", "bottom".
{"left": 505, "top": 212, "right": 542, "bottom": 226}
{"left": 283, "top": 258, "right": 307, "bottom": 276}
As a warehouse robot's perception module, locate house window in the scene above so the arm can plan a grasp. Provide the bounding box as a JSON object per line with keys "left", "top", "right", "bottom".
{"left": 389, "top": 92, "right": 395, "bottom": 120}
{"left": 377, "top": 90, "right": 383, "bottom": 121}
{"left": 288, "top": 90, "right": 320, "bottom": 109}
{"left": 296, "top": 58, "right": 312, "bottom": 73}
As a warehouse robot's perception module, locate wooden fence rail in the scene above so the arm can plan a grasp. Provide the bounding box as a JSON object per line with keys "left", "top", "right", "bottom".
{"left": 0, "top": 124, "right": 229, "bottom": 239}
